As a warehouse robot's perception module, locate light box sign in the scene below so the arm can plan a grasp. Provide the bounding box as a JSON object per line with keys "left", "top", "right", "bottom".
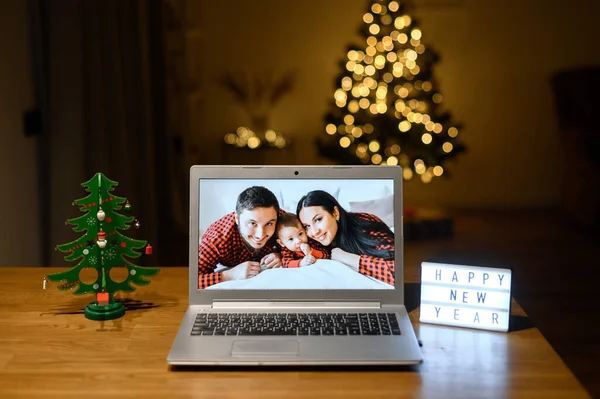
{"left": 419, "top": 262, "right": 512, "bottom": 332}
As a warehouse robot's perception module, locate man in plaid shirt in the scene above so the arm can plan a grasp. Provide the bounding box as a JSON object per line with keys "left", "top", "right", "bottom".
{"left": 198, "top": 186, "right": 283, "bottom": 288}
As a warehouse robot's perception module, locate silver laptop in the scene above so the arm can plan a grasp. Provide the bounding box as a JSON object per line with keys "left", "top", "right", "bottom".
{"left": 167, "top": 165, "right": 422, "bottom": 365}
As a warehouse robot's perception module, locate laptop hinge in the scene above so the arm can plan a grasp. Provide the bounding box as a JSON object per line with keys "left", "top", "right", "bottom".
{"left": 212, "top": 301, "right": 381, "bottom": 309}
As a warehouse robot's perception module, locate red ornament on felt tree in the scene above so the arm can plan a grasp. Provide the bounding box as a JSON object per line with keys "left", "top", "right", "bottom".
{"left": 97, "top": 230, "right": 107, "bottom": 248}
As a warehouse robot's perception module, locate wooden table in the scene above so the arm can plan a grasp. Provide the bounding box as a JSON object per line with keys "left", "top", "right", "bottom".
{"left": 0, "top": 267, "right": 589, "bottom": 398}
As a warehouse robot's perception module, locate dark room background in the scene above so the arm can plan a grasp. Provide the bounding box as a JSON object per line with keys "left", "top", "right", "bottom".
{"left": 2, "top": 0, "right": 600, "bottom": 267}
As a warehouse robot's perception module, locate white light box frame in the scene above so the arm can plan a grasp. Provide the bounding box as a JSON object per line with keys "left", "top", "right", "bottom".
{"left": 419, "top": 262, "right": 512, "bottom": 332}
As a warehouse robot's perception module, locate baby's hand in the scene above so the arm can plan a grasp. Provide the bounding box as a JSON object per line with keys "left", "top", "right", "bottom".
{"left": 300, "top": 243, "right": 311, "bottom": 257}
{"left": 299, "top": 255, "right": 316, "bottom": 267}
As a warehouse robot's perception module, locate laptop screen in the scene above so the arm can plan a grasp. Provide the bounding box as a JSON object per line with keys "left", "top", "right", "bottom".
{"left": 198, "top": 178, "right": 395, "bottom": 290}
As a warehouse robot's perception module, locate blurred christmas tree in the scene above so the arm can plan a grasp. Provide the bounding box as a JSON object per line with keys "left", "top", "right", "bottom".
{"left": 318, "top": 0, "right": 466, "bottom": 182}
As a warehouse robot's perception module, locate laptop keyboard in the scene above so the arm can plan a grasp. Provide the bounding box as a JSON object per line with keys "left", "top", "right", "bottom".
{"left": 191, "top": 312, "right": 401, "bottom": 336}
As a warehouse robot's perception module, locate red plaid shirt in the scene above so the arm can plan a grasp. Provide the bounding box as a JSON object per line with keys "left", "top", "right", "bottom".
{"left": 280, "top": 240, "right": 329, "bottom": 268}
{"left": 352, "top": 212, "right": 395, "bottom": 286}
{"left": 198, "top": 212, "right": 279, "bottom": 288}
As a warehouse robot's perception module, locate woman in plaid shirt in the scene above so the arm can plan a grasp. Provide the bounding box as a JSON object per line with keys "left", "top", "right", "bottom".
{"left": 296, "top": 190, "right": 395, "bottom": 286}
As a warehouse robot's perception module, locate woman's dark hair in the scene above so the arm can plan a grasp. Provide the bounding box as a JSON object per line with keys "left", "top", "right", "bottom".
{"left": 236, "top": 186, "right": 280, "bottom": 215}
{"left": 296, "top": 190, "right": 393, "bottom": 259}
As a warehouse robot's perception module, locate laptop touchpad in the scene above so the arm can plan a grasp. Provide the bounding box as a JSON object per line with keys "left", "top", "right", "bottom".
{"left": 231, "top": 340, "right": 299, "bottom": 356}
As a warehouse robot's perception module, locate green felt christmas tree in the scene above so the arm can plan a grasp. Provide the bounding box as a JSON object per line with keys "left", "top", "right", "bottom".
{"left": 46, "top": 173, "right": 160, "bottom": 320}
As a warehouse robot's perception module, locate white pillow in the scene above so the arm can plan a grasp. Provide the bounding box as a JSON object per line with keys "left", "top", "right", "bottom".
{"left": 349, "top": 194, "right": 394, "bottom": 230}
{"left": 337, "top": 182, "right": 391, "bottom": 211}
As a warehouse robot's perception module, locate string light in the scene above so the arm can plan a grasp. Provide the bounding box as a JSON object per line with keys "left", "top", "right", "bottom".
{"left": 334, "top": 89, "right": 347, "bottom": 102}
{"left": 341, "top": 77, "right": 353, "bottom": 90}
{"left": 369, "top": 24, "right": 381, "bottom": 35}
{"left": 394, "top": 17, "right": 405, "bottom": 30}
{"left": 368, "top": 140, "right": 380, "bottom": 152}
{"left": 371, "top": 3, "right": 382, "bottom": 13}
{"left": 247, "top": 136, "right": 260, "bottom": 149}
{"left": 224, "top": 127, "right": 288, "bottom": 149}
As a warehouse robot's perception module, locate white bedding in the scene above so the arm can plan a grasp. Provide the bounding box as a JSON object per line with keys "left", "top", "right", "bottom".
{"left": 206, "top": 259, "right": 393, "bottom": 290}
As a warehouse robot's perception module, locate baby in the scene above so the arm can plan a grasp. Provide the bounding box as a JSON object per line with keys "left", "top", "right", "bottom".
{"left": 276, "top": 212, "right": 326, "bottom": 268}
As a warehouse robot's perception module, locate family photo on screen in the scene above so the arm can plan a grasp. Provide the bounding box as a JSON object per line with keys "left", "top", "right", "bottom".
{"left": 197, "top": 179, "right": 396, "bottom": 290}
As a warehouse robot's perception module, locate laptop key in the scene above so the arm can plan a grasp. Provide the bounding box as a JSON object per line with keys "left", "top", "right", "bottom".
{"left": 364, "top": 330, "right": 380, "bottom": 335}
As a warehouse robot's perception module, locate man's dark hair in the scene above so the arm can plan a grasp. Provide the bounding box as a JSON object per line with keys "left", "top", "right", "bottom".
{"left": 276, "top": 212, "right": 302, "bottom": 234}
{"left": 236, "top": 186, "right": 280, "bottom": 215}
